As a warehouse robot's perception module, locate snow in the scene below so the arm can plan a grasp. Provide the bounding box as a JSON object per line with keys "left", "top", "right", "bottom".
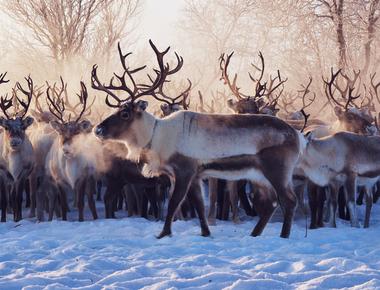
{"left": 1, "top": 203, "right": 380, "bottom": 289}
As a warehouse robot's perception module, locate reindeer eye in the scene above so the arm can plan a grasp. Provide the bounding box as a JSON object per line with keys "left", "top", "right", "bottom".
{"left": 120, "top": 110, "right": 130, "bottom": 120}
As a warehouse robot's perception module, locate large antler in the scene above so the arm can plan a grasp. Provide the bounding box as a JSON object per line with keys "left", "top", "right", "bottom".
{"left": 14, "top": 76, "right": 33, "bottom": 119}
{"left": 219, "top": 52, "right": 248, "bottom": 100}
{"left": 0, "top": 72, "right": 11, "bottom": 119}
{"left": 323, "top": 68, "right": 360, "bottom": 110}
{"left": 46, "top": 79, "right": 66, "bottom": 124}
{"left": 74, "top": 82, "right": 89, "bottom": 122}
{"left": 91, "top": 39, "right": 170, "bottom": 107}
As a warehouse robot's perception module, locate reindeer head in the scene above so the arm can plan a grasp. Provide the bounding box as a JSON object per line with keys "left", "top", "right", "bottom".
{"left": 92, "top": 40, "right": 175, "bottom": 142}
{"left": 219, "top": 51, "right": 286, "bottom": 116}
{"left": 324, "top": 68, "right": 375, "bottom": 135}
{"left": 47, "top": 79, "right": 93, "bottom": 158}
{"left": 0, "top": 74, "right": 34, "bottom": 152}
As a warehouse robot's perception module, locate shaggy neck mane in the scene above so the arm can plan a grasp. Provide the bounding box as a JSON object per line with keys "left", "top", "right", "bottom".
{"left": 125, "top": 111, "right": 158, "bottom": 162}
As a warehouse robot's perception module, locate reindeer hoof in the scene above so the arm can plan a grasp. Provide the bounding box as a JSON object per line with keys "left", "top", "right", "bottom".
{"left": 156, "top": 231, "right": 172, "bottom": 239}
{"left": 201, "top": 229, "right": 211, "bottom": 237}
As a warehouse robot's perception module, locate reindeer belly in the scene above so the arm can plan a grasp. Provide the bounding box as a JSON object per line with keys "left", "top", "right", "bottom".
{"left": 199, "top": 155, "right": 271, "bottom": 187}
{"left": 177, "top": 131, "right": 284, "bottom": 160}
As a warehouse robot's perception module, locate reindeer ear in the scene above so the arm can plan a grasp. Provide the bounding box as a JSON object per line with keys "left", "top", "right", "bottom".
{"left": 22, "top": 116, "right": 34, "bottom": 129}
{"left": 135, "top": 100, "right": 148, "bottom": 112}
{"left": 78, "top": 120, "right": 93, "bottom": 133}
{"left": 305, "top": 131, "right": 314, "bottom": 142}
{"left": 334, "top": 106, "right": 344, "bottom": 118}
{"left": 50, "top": 120, "right": 63, "bottom": 133}
{"left": 227, "top": 99, "right": 235, "bottom": 109}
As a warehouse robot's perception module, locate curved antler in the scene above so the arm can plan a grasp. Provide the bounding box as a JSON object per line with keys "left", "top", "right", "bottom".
{"left": 92, "top": 39, "right": 171, "bottom": 107}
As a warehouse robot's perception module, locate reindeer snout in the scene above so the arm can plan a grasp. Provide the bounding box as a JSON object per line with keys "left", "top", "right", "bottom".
{"left": 10, "top": 138, "right": 22, "bottom": 149}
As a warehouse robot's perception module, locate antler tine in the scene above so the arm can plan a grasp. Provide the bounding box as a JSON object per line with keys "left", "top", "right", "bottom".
{"left": 300, "top": 77, "right": 316, "bottom": 110}
{"left": 344, "top": 87, "right": 360, "bottom": 110}
{"left": 15, "top": 75, "right": 33, "bottom": 119}
{"left": 133, "top": 40, "right": 171, "bottom": 100}
{"left": 249, "top": 51, "right": 268, "bottom": 100}
{"left": 33, "top": 84, "right": 45, "bottom": 114}
{"left": 265, "top": 70, "right": 288, "bottom": 101}
{"left": 0, "top": 72, "right": 9, "bottom": 85}
{"left": 46, "top": 81, "right": 66, "bottom": 124}
{"left": 0, "top": 94, "right": 12, "bottom": 119}
{"left": 92, "top": 39, "right": 170, "bottom": 106}
{"left": 300, "top": 109, "right": 310, "bottom": 133}
{"left": 91, "top": 65, "right": 124, "bottom": 107}
{"left": 278, "top": 92, "right": 298, "bottom": 114}
{"left": 370, "top": 73, "right": 380, "bottom": 105}
{"left": 323, "top": 68, "right": 345, "bottom": 108}
{"left": 75, "top": 82, "right": 88, "bottom": 122}
{"left": 219, "top": 52, "right": 245, "bottom": 101}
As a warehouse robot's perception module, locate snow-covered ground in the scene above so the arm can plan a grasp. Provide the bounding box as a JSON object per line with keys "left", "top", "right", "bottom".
{"left": 1, "top": 202, "right": 380, "bottom": 289}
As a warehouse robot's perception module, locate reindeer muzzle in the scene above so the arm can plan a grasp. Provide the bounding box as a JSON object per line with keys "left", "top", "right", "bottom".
{"left": 10, "top": 138, "right": 22, "bottom": 150}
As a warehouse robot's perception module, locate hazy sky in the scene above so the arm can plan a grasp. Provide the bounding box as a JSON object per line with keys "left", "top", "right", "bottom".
{"left": 138, "top": 0, "right": 186, "bottom": 47}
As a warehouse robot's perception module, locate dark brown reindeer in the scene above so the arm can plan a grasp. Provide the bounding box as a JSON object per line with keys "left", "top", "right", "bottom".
{"left": 0, "top": 75, "right": 35, "bottom": 222}
{"left": 93, "top": 40, "right": 305, "bottom": 239}
{"left": 37, "top": 79, "right": 98, "bottom": 221}
{"left": 220, "top": 51, "right": 286, "bottom": 115}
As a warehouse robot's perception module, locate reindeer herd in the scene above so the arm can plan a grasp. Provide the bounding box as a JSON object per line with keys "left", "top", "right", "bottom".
{"left": 0, "top": 40, "right": 379, "bottom": 239}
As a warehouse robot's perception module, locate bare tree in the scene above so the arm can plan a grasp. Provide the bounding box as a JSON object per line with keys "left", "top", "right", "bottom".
{"left": 359, "top": 0, "right": 380, "bottom": 76}
{"left": 3, "top": 0, "right": 140, "bottom": 63}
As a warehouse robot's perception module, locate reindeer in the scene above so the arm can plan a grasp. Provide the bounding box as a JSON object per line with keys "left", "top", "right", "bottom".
{"left": 298, "top": 131, "right": 380, "bottom": 229}
{"left": 0, "top": 75, "right": 35, "bottom": 222}
{"left": 27, "top": 85, "right": 56, "bottom": 218}
{"left": 302, "top": 69, "right": 379, "bottom": 228}
{"left": 92, "top": 40, "right": 305, "bottom": 239}
{"left": 101, "top": 141, "right": 170, "bottom": 219}
{"left": 37, "top": 79, "right": 98, "bottom": 221}
{"left": 207, "top": 51, "right": 288, "bottom": 225}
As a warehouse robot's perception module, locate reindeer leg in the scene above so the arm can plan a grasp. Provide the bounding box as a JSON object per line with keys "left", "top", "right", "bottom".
{"left": 207, "top": 178, "right": 217, "bottom": 225}
{"left": 278, "top": 185, "right": 298, "bottom": 238}
{"left": 86, "top": 176, "right": 98, "bottom": 220}
{"left": 76, "top": 179, "right": 86, "bottom": 222}
{"left": 24, "top": 178, "right": 31, "bottom": 208}
{"left": 327, "top": 184, "right": 338, "bottom": 228}
{"left": 308, "top": 182, "right": 319, "bottom": 229}
{"left": 125, "top": 185, "right": 136, "bottom": 217}
{"left": 251, "top": 185, "right": 277, "bottom": 237}
{"left": 58, "top": 185, "right": 67, "bottom": 221}
{"left": 187, "top": 180, "right": 210, "bottom": 237}
{"left": 14, "top": 180, "right": 24, "bottom": 222}
{"left": 356, "top": 187, "right": 365, "bottom": 206}
{"left": 96, "top": 180, "right": 102, "bottom": 201}
{"left": 0, "top": 179, "right": 7, "bottom": 222}
{"left": 28, "top": 174, "right": 37, "bottom": 218}
{"left": 316, "top": 186, "right": 326, "bottom": 228}
{"left": 157, "top": 171, "right": 194, "bottom": 239}
{"left": 227, "top": 181, "right": 240, "bottom": 224}
{"left": 238, "top": 180, "right": 254, "bottom": 217}
{"left": 374, "top": 181, "right": 380, "bottom": 203}
{"left": 345, "top": 174, "right": 359, "bottom": 228}
{"left": 48, "top": 191, "right": 56, "bottom": 221}
{"left": 364, "top": 186, "right": 373, "bottom": 228}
